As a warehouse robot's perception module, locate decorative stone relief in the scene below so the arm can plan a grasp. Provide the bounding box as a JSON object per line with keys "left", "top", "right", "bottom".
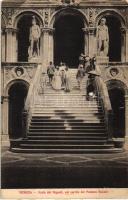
{"left": 3, "top": 64, "right": 37, "bottom": 88}
{"left": 89, "top": 8, "right": 96, "bottom": 27}
{"left": 2, "top": 8, "right": 21, "bottom": 27}
{"left": 118, "top": 8, "right": 128, "bottom": 27}
{"left": 104, "top": 66, "right": 125, "bottom": 81}
{"left": 57, "top": 0, "right": 81, "bottom": 7}
{"left": 44, "top": 9, "right": 49, "bottom": 27}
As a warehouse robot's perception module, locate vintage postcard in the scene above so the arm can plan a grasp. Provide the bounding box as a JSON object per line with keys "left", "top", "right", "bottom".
{"left": 1, "top": 0, "right": 128, "bottom": 199}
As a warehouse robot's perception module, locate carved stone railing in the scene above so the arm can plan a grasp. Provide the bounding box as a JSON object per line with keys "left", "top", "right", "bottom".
{"left": 23, "top": 63, "right": 42, "bottom": 138}
{"left": 95, "top": 65, "right": 113, "bottom": 140}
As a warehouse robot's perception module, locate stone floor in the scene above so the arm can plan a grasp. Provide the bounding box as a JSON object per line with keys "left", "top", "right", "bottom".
{"left": 1, "top": 145, "right": 128, "bottom": 189}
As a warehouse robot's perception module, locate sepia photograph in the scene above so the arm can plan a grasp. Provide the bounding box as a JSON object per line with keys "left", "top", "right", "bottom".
{"left": 1, "top": 0, "right": 128, "bottom": 198}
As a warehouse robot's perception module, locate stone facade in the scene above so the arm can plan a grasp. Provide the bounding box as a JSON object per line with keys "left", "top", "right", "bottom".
{"left": 1, "top": 0, "right": 128, "bottom": 148}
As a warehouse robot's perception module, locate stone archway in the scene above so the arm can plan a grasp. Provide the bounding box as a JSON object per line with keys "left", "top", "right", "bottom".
{"left": 96, "top": 10, "right": 126, "bottom": 62}
{"left": 2, "top": 79, "right": 29, "bottom": 143}
{"left": 8, "top": 81, "right": 28, "bottom": 139}
{"left": 51, "top": 8, "right": 87, "bottom": 67}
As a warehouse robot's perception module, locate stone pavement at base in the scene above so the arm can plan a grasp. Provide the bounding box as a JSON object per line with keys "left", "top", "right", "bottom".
{"left": 1, "top": 146, "right": 128, "bottom": 189}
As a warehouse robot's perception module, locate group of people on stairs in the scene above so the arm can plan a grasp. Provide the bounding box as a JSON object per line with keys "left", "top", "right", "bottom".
{"left": 41, "top": 55, "right": 98, "bottom": 99}
{"left": 47, "top": 62, "right": 72, "bottom": 92}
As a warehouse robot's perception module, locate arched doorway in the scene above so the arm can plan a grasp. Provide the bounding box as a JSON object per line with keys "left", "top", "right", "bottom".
{"left": 17, "top": 13, "right": 41, "bottom": 62}
{"left": 54, "top": 10, "right": 85, "bottom": 67}
{"left": 108, "top": 87, "right": 125, "bottom": 138}
{"left": 8, "top": 82, "right": 28, "bottom": 139}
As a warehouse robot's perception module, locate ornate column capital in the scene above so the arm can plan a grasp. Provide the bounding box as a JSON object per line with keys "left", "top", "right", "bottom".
{"left": 1, "top": 28, "right": 5, "bottom": 34}
{"left": 3, "top": 96, "right": 9, "bottom": 102}
{"left": 5, "top": 27, "right": 18, "bottom": 34}
{"left": 41, "top": 27, "right": 55, "bottom": 34}
{"left": 82, "top": 27, "right": 96, "bottom": 35}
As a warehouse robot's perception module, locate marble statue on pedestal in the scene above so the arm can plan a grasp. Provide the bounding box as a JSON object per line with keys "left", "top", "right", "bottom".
{"left": 96, "top": 18, "right": 109, "bottom": 56}
{"left": 28, "top": 16, "right": 41, "bottom": 59}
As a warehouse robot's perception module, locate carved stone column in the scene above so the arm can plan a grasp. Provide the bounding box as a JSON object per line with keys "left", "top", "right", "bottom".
{"left": 42, "top": 28, "right": 50, "bottom": 68}
{"left": 2, "top": 96, "right": 9, "bottom": 145}
{"left": 88, "top": 27, "right": 96, "bottom": 57}
{"left": 83, "top": 27, "right": 96, "bottom": 57}
{"left": 82, "top": 28, "right": 89, "bottom": 56}
{"left": 13, "top": 28, "right": 18, "bottom": 62}
{"left": 120, "top": 27, "right": 126, "bottom": 62}
{"left": 1, "top": 29, "right": 6, "bottom": 62}
{"left": 5, "top": 28, "right": 18, "bottom": 62}
{"left": 42, "top": 28, "right": 55, "bottom": 69}
{"left": 125, "top": 28, "right": 128, "bottom": 62}
{"left": 125, "top": 94, "right": 128, "bottom": 138}
{"left": 48, "top": 28, "right": 55, "bottom": 63}
{"left": 123, "top": 94, "right": 128, "bottom": 149}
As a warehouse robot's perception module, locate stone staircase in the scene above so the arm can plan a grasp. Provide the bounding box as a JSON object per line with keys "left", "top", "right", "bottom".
{"left": 11, "top": 69, "right": 119, "bottom": 153}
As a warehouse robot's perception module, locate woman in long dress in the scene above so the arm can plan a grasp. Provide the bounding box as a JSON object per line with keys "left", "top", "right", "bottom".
{"left": 52, "top": 66, "right": 61, "bottom": 90}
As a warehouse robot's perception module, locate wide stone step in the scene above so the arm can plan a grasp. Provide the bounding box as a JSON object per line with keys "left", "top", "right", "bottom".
{"left": 30, "top": 117, "right": 104, "bottom": 122}
{"left": 31, "top": 119, "right": 104, "bottom": 123}
{"left": 29, "top": 127, "right": 105, "bottom": 134}
{"left": 31, "top": 114, "right": 104, "bottom": 118}
{"left": 30, "top": 122, "right": 105, "bottom": 127}
{"left": 28, "top": 132, "right": 106, "bottom": 136}
{"left": 29, "top": 126, "right": 106, "bottom": 130}
{"left": 19, "top": 143, "right": 114, "bottom": 149}
{"left": 27, "top": 136, "right": 107, "bottom": 140}
{"left": 33, "top": 105, "right": 101, "bottom": 108}
{"left": 32, "top": 108, "right": 102, "bottom": 112}
{"left": 20, "top": 140, "right": 108, "bottom": 145}
{"left": 32, "top": 111, "right": 103, "bottom": 114}
{"left": 11, "top": 147, "right": 122, "bottom": 154}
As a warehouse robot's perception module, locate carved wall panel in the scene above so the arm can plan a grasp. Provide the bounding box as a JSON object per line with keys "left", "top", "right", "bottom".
{"left": 3, "top": 64, "right": 37, "bottom": 90}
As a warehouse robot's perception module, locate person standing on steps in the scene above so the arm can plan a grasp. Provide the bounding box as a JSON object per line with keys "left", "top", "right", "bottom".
{"left": 65, "top": 66, "right": 72, "bottom": 92}
{"left": 60, "top": 69, "right": 66, "bottom": 90}
{"left": 47, "top": 61, "right": 55, "bottom": 85}
{"left": 79, "top": 53, "right": 86, "bottom": 66}
{"left": 84, "top": 56, "right": 92, "bottom": 73}
{"left": 76, "top": 64, "right": 85, "bottom": 90}
{"left": 52, "top": 66, "right": 62, "bottom": 90}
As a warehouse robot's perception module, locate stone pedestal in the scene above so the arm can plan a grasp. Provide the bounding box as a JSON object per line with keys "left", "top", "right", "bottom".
{"left": 96, "top": 56, "right": 109, "bottom": 64}
{"left": 28, "top": 56, "right": 42, "bottom": 63}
